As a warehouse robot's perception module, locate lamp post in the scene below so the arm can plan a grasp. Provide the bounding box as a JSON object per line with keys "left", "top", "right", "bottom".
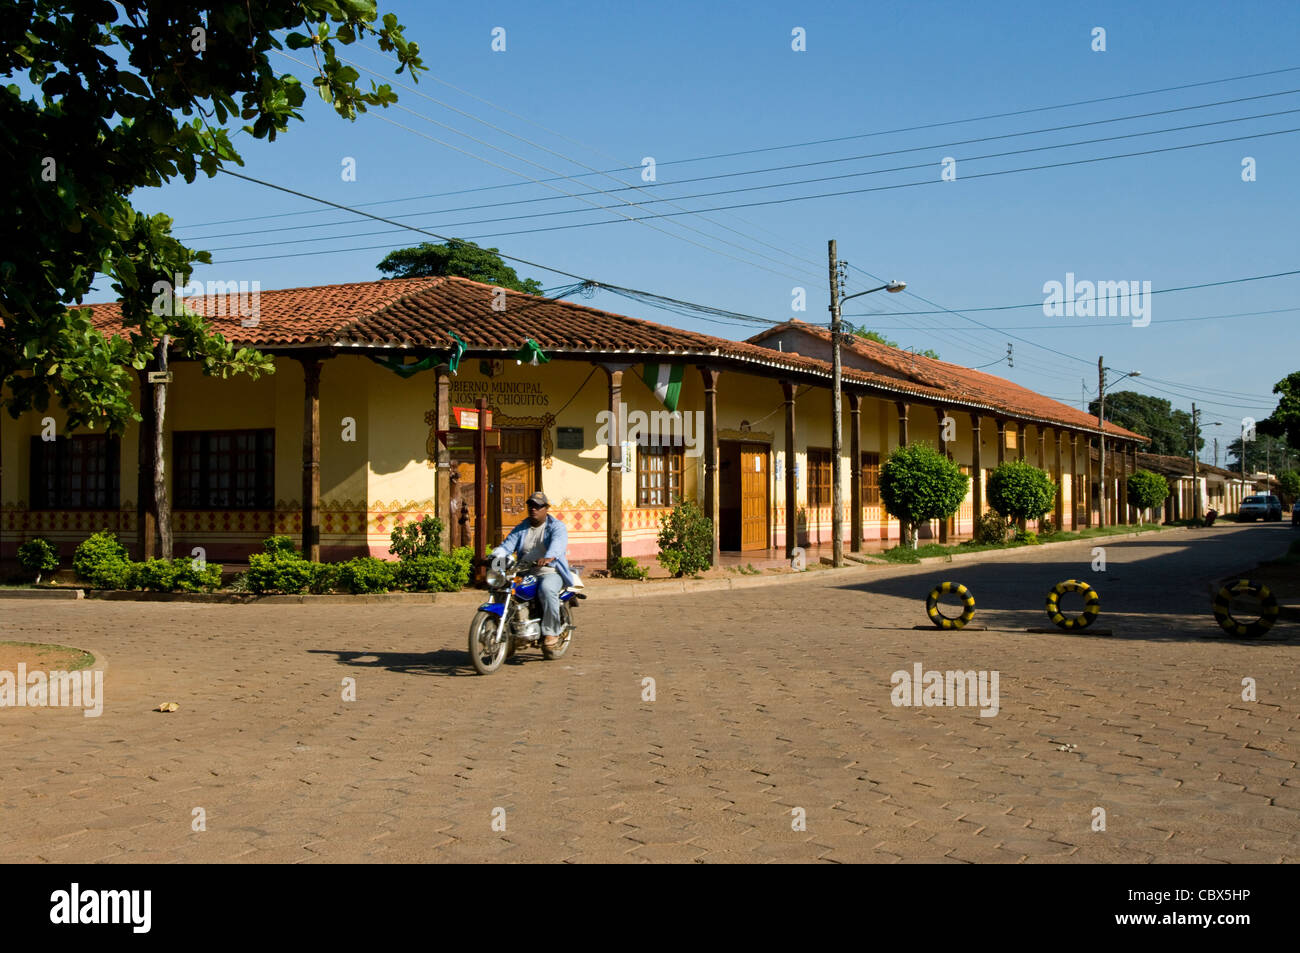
{"left": 1096, "top": 359, "right": 1140, "bottom": 529}
{"left": 828, "top": 239, "right": 905, "bottom": 566}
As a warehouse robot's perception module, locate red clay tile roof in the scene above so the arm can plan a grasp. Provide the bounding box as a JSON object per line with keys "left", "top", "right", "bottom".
{"left": 747, "top": 319, "right": 1146, "bottom": 441}
{"left": 78, "top": 276, "right": 1141, "bottom": 440}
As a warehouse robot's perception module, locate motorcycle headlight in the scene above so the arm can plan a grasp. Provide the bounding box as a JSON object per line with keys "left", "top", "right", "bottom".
{"left": 486, "top": 568, "right": 506, "bottom": 589}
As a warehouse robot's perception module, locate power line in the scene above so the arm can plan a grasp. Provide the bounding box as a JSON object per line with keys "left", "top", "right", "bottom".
{"left": 847, "top": 304, "right": 1300, "bottom": 330}
{"left": 179, "top": 88, "right": 1300, "bottom": 241}
{"left": 177, "top": 62, "right": 1300, "bottom": 230}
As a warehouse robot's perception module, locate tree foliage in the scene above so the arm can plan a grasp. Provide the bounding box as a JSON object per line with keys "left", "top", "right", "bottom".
{"left": 1226, "top": 433, "right": 1299, "bottom": 474}
{"left": 1087, "top": 391, "right": 1197, "bottom": 456}
{"left": 2, "top": 1, "right": 424, "bottom": 432}
{"left": 1260, "top": 371, "right": 1300, "bottom": 451}
{"left": 986, "top": 460, "right": 1056, "bottom": 522}
{"left": 376, "top": 239, "right": 544, "bottom": 293}
{"left": 880, "top": 443, "right": 969, "bottom": 544}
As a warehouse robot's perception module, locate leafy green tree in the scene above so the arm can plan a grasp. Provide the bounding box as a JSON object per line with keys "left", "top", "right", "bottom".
{"left": 879, "top": 443, "right": 970, "bottom": 548}
{"left": 377, "top": 240, "right": 543, "bottom": 293}
{"left": 852, "top": 329, "right": 939, "bottom": 360}
{"left": 2, "top": 1, "right": 425, "bottom": 433}
{"left": 986, "top": 460, "right": 1057, "bottom": 524}
{"left": 1226, "top": 433, "right": 1299, "bottom": 474}
{"left": 1260, "top": 371, "right": 1300, "bottom": 451}
{"left": 1126, "top": 469, "right": 1170, "bottom": 524}
{"left": 1087, "top": 391, "right": 1197, "bottom": 456}
{"left": 1277, "top": 470, "right": 1300, "bottom": 503}
{"left": 656, "top": 499, "right": 714, "bottom": 577}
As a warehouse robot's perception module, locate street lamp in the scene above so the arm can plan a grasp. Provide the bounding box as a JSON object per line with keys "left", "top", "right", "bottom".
{"left": 828, "top": 237, "right": 904, "bottom": 565}
{"left": 1097, "top": 360, "right": 1139, "bottom": 529}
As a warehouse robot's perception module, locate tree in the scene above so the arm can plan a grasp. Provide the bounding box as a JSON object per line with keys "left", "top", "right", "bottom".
{"left": 1227, "top": 433, "right": 1298, "bottom": 474}
{"left": 986, "top": 460, "right": 1057, "bottom": 525}
{"left": 879, "top": 443, "right": 970, "bottom": 548}
{"left": 377, "top": 240, "right": 543, "bottom": 293}
{"left": 1277, "top": 470, "right": 1300, "bottom": 503}
{"left": 1126, "top": 469, "right": 1170, "bottom": 524}
{"left": 1260, "top": 371, "right": 1300, "bottom": 450}
{"left": 3, "top": 1, "right": 424, "bottom": 431}
{"left": 853, "top": 328, "right": 939, "bottom": 360}
{"left": 3, "top": 1, "right": 424, "bottom": 556}
{"left": 1087, "top": 391, "right": 1197, "bottom": 456}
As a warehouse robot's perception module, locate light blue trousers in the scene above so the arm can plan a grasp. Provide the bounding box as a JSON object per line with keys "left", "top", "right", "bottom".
{"left": 538, "top": 572, "right": 564, "bottom": 637}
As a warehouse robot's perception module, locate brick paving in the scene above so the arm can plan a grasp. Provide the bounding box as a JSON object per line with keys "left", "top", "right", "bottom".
{"left": 1, "top": 523, "right": 1296, "bottom": 863}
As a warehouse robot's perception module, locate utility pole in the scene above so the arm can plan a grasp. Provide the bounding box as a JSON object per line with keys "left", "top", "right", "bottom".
{"left": 1191, "top": 403, "right": 1201, "bottom": 522}
{"left": 1097, "top": 356, "right": 1107, "bottom": 529}
{"left": 1213, "top": 436, "right": 1219, "bottom": 469}
{"left": 828, "top": 239, "right": 844, "bottom": 568}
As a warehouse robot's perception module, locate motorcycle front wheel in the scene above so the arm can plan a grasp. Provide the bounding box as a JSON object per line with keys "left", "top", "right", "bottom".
{"left": 542, "top": 604, "right": 575, "bottom": 660}
{"left": 469, "top": 610, "right": 509, "bottom": 675}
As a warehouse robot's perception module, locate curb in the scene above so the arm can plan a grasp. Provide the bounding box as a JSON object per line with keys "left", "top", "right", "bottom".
{"left": 0, "top": 588, "right": 84, "bottom": 600}
{"left": 905, "top": 527, "right": 1169, "bottom": 566}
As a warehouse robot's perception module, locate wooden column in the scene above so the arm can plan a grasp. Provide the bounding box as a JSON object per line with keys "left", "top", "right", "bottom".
{"left": 1053, "top": 428, "right": 1065, "bottom": 530}
{"left": 936, "top": 406, "right": 949, "bottom": 543}
{"left": 996, "top": 418, "right": 1007, "bottom": 465}
{"left": 600, "top": 364, "right": 631, "bottom": 567}
{"left": 849, "top": 393, "right": 862, "bottom": 553}
{"left": 783, "top": 380, "right": 797, "bottom": 557}
{"left": 434, "top": 362, "right": 452, "bottom": 553}
{"left": 1119, "top": 442, "right": 1130, "bottom": 524}
{"left": 1085, "top": 437, "right": 1095, "bottom": 527}
{"left": 896, "top": 400, "right": 909, "bottom": 447}
{"left": 136, "top": 368, "right": 158, "bottom": 560}
{"left": 1129, "top": 445, "right": 1139, "bottom": 521}
{"left": 699, "top": 366, "right": 720, "bottom": 564}
{"left": 1070, "top": 434, "right": 1080, "bottom": 529}
{"left": 1037, "top": 425, "right": 1047, "bottom": 472}
{"left": 971, "top": 413, "right": 983, "bottom": 522}
{"left": 1017, "top": 423, "right": 1026, "bottom": 462}
{"left": 299, "top": 357, "right": 322, "bottom": 562}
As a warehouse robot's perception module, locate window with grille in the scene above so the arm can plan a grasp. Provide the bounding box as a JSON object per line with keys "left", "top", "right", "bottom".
{"left": 808, "top": 449, "right": 833, "bottom": 509}
{"left": 29, "top": 435, "right": 120, "bottom": 510}
{"left": 861, "top": 452, "right": 880, "bottom": 505}
{"left": 637, "top": 442, "right": 683, "bottom": 507}
{"left": 173, "top": 429, "right": 275, "bottom": 509}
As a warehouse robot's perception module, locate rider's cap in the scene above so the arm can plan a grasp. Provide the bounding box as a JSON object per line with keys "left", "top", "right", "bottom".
{"left": 526, "top": 491, "right": 550, "bottom": 507}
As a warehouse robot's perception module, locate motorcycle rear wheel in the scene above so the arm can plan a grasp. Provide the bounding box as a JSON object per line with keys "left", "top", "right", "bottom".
{"left": 469, "top": 610, "right": 509, "bottom": 675}
{"left": 542, "top": 604, "right": 575, "bottom": 660}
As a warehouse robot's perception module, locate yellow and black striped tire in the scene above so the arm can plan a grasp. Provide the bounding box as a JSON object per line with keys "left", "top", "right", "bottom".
{"left": 1212, "top": 580, "right": 1278, "bottom": 639}
{"left": 1045, "top": 579, "right": 1100, "bottom": 630}
{"left": 926, "top": 581, "right": 976, "bottom": 630}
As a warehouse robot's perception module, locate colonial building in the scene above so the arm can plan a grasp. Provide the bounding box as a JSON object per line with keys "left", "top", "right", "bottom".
{"left": 1, "top": 276, "right": 1147, "bottom": 566}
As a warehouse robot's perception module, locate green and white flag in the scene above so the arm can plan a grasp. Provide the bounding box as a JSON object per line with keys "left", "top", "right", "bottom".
{"left": 642, "top": 364, "right": 684, "bottom": 412}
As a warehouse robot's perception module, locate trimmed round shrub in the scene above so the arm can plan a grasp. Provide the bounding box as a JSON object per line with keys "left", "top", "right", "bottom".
{"left": 18, "top": 537, "right": 60, "bottom": 583}
{"left": 657, "top": 499, "right": 714, "bottom": 578}
{"left": 396, "top": 547, "right": 472, "bottom": 592}
{"left": 880, "top": 443, "right": 970, "bottom": 546}
{"left": 308, "top": 562, "right": 340, "bottom": 594}
{"left": 986, "top": 461, "right": 1057, "bottom": 524}
{"left": 389, "top": 515, "right": 444, "bottom": 561}
{"left": 610, "top": 556, "right": 649, "bottom": 580}
{"left": 1127, "top": 469, "right": 1170, "bottom": 521}
{"left": 73, "top": 530, "right": 136, "bottom": 589}
{"left": 134, "top": 557, "right": 222, "bottom": 592}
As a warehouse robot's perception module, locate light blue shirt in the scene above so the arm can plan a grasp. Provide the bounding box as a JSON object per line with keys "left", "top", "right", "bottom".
{"left": 491, "top": 514, "right": 576, "bottom": 587}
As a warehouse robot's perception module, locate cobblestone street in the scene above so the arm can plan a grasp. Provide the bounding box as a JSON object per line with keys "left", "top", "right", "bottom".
{"left": 2, "top": 524, "right": 1297, "bottom": 863}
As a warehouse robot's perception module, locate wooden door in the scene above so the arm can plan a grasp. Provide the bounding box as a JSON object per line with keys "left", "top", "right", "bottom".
{"left": 493, "top": 429, "right": 538, "bottom": 543}
{"left": 740, "top": 443, "right": 768, "bottom": 551}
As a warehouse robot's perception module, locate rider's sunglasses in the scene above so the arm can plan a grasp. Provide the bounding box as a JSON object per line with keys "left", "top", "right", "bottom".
{"left": 526, "top": 502, "right": 547, "bottom": 510}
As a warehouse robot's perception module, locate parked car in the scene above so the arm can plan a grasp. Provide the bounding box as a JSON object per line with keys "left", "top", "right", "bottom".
{"left": 1293, "top": 505, "right": 1299, "bottom": 528}
{"left": 1239, "top": 494, "right": 1283, "bottom": 521}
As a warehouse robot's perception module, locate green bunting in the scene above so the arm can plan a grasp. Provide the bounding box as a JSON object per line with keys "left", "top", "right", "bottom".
{"left": 368, "top": 331, "right": 468, "bottom": 378}
{"left": 515, "top": 338, "right": 549, "bottom": 366}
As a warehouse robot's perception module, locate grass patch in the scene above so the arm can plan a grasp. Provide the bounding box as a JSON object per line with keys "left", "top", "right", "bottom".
{"left": 881, "top": 522, "right": 1167, "bottom": 562}
{"left": 0, "top": 640, "right": 95, "bottom": 672}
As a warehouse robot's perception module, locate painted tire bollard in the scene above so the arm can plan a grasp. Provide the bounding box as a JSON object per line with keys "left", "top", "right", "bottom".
{"left": 1212, "top": 580, "right": 1278, "bottom": 639}
{"left": 926, "top": 581, "right": 977, "bottom": 630}
{"left": 1045, "top": 579, "right": 1100, "bottom": 630}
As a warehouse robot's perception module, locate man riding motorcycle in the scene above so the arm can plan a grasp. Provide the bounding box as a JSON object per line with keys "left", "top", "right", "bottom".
{"left": 489, "top": 491, "right": 575, "bottom": 649}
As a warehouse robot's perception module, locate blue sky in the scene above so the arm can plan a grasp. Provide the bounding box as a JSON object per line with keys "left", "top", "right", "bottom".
{"left": 120, "top": 0, "right": 1299, "bottom": 457}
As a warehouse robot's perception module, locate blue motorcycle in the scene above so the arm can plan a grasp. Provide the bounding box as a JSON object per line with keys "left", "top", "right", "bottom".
{"left": 468, "top": 554, "right": 585, "bottom": 675}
